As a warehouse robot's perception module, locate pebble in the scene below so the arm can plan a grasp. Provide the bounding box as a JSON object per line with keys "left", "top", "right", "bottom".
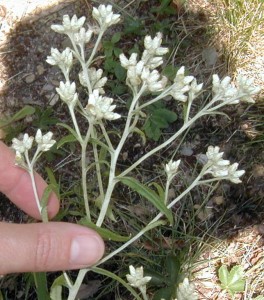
{"left": 36, "top": 64, "right": 45, "bottom": 75}
{"left": 25, "top": 73, "right": 36, "bottom": 83}
{"left": 49, "top": 93, "right": 60, "bottom": 106}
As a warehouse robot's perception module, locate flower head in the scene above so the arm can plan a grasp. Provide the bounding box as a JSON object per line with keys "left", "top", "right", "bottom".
{"left": 119, "top": 53, "right": 138, "bottom": 69}
{"left": 141, "top": 68, "right": 167, "bottom": 92}
{"left": 79, "top": 68, "right": 107, "bottom": 94}
{"left": 73, "top": 27, "right": 93, "bottom": 46}
{"left": 165, "top": 159, "right": 181, "bottom": 181}
{"left": 51, "top": 15, "right": 86, "bottom": 34}
{"left": 56, "top": 81, "right": 78, "bottom": 108}
{"left": 46, "top": 48, "right": 73, "bottom": 77}
{"left": 204, "top": 146, "right": 245, "bottom": 183}
{"left": 85, "top": 89, "right": 121, "bottom": 121}
{"left": 212, "top": 74, "right": 239, "bottom": 104}
{"left": 188, "top": 78, "right": 203, "bottom": 100}
{"left": 92, "top": 4, "right": 120, "bottom": 29}
{"left": 169, "top": 66, "right": 194, "bottom": 102}
{"left": 12, "top": 133, "right": 34, "bottom": 154}
{"left": 236, "top": 75, "right": 261, "bottom": 104}
{"left": 126, "top": 265, "right": 151, "bottom": 293}
{"left": 35, "top": 129, "right": 56, "bottom": 152}
{"left": 144, "top": 32, "right": 169, "bottom": 56}
{"left": 227, "top": 162, "right": 245, "bottom": 183}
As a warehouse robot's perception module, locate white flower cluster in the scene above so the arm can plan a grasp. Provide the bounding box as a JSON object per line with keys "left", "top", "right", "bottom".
{"left": 126, "top": 265, "right": 151, "bottom": 294}
{"left": 85, "top": 89, "right": 121, "bottom": 122}
{"left": 56, "top": 81, "right": 78, "bottom": 108}
{"left": 46, "top": 48, "right": 73, "bottom": 80}
{"left": 205, "top": 146, "right": 245, "bottom": 183}
{"left": 165, "top": 159, "right": 181, "bottom": 181}
{"left": 212, "top": 74, "right": 261, "bottom": 104}
{"left": 120, "top": 33, "right": 168, "bottom": 93}
{"left": 120, "top": 34, "right": 204, "bottom": 101}
{"left": 169, "top": 66, "right": 203, "bottom": 102}
{"left": 12, "top": 130, "right": 56, "bottom": 167}
{"left": 51, "top": 15, "right": 86, "bottom": 35}
{"left": 92, "top": 4, "right": 120, "bottom": 30}
{"left": 79, "top": 68, "right": 107, "bottom": 94}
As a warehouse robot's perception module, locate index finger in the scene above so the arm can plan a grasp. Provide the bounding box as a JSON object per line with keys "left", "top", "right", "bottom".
{"left": 0, "top": 141, "right": 59, "bottom": 219}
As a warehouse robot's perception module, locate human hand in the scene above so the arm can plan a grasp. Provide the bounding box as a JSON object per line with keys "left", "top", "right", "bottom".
{"left": 0, "top": 141, "right": 104, "bottom": 274}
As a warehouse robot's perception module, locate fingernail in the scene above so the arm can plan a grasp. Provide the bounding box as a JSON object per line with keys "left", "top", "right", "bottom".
{"left": 70, "top": 235, "right": 104, "bottom": 266}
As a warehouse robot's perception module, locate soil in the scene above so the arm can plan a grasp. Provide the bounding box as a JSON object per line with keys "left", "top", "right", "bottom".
{"left": 0, "top": 0, "right": 263, "bottom": 299}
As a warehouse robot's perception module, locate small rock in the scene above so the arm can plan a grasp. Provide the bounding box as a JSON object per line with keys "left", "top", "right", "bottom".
{"left": 202, "top": 47, "right": 218, "bottom": 66}
{"left": 42, "top": 83, "right": 54, "bottom": 92}
{"left": 49, "top": 94, "right": 60, "bottom": 106}
{"left": 180, "top": 145, "right": 193, "bottom": 156}
{"left": 51, "top": 79, "right": 60, "bottom": 86}
{"left": 25, "top": 73, "right": 36, "bottom": 83}
{"left": 213, "top": 196, "right": 224, "bottom": 205}
{"left": 36, "top": 64, "right": 45, "bottom": 76}
{"left": 252, "top": 164, "right": 264, "bottom": 178}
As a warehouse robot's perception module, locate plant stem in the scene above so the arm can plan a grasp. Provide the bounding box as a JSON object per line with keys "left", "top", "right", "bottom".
{"left": 91, "top": 126, "right": 105, "bottom": 200}
{"left": 24, "top": 151, "right": 42, "bottom": 215}
{"left": 81, "top": 125, "right": 92, "bottom": 220}
{"left": 67, "top": 269, "right": 89, "bottom": 300}
{"left": 96, "top": 87, "right": 145, "bottom": 227}
{"left": 87, "top": 30, "right": 105, "bottom": 67}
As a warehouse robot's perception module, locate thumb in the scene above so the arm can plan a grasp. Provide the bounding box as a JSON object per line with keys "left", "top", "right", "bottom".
{"left": 0, "top": 222, "right": 105, "bottom": 274}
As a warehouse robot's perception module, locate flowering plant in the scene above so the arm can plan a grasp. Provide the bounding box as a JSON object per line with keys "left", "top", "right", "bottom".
{"left": 11, "top": 4, "right": 260, "bottom": 299}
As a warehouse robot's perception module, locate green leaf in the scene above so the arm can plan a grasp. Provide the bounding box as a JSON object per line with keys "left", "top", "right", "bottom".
{"left": 45, "top": 167, "right": 60, "bottom": 200}
{"left": 218, "top": 265, "right": 245, "bottom": 296}
{"left": 114, "top": 63, "right": 126, "bottom": 81}
{"left": 11, "top": 105, "right": 35, "bottom": 122}
{"left": 57, "top": 134, "right": 78, "bottom": 149}
{"left": 123, "top": 17, "right": 144, "bottom": 35}
{"left": 144, "top": 268, "right": 167, "bottom": 285}
{"left": 253, "top": 296, "right": 264, "bottom": 300}
{"left": 33, "top": 107, "right": 59, "bottom": 130}
{"left": 40, "top": 184, "right": 56, "bottom": 223}
{"left": 153, "top": 286, "right": 174, "bottom": 300}
{"left": 79, "top": 218, "right": 131, "bottom": 242}
{"left": 162, "top": 65, "right": 178, "bottom": 81}
{"left": 50, "top": 275, "right": 69, "bottom": 300}
{"left": 33, "top": 272, "right": 50, "bottom": 300}
{"left": 0, "top": 105, "right": 35, "bottom": 129}
{"left": 92, "top": 267, "right": 141, "bottom": 300}
{"left": 119, "top": 177, "right": 173, "bottom": 224}
{"left": 143, "top": 105, "right": 177, "bottom": 141}
{"left": 57, "top": 123, "right": 80, "bottom": 142}
{"left": 165, "top": 254, "right": 181, "bottom": 285}
{"left": 111, "top": 32, "right": 122, "bottom": 44}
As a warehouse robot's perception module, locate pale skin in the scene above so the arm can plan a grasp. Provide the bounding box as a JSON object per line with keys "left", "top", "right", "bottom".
{"left": 0, "top": 141, "right": 105, "bottom": 274}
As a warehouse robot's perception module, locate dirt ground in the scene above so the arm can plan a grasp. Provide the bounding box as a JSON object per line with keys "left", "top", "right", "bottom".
{"left": 0, "top": 0, "right": 263, "bottom": 299}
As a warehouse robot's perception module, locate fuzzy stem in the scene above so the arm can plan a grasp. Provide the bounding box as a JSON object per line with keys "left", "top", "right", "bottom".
{"left": 91, "top": 126, "right": 105, "bottom": 200}
{"left": 86, "top": 30, "right": 105, "bottom": 67}
{"left": 81, "top": 125, "right": 92, "bottom": 220}
{"left": 96, "top": 86, "right": 145, "bottom": 227}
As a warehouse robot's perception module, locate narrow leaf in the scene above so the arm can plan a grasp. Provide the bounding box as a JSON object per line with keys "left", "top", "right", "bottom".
{"left": 10, "top": 105, "right": 35, "bottom": 122}
{"left": 40, "top": 184, "right": 56, "bottom": 223}
{"left": 57, "top": 134, "right": 78, "bottom": 149}
{"left": 57, "top": 123, "right": 81, "bottom": 142}
{"left": 79, "top": 218, "right": 131, "bottom": 242}
{"left": 119, "top": 177, "right": 173, "bottom": 224}
{"left": 92, "top": 267, "right": 141, "bottom": 300}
